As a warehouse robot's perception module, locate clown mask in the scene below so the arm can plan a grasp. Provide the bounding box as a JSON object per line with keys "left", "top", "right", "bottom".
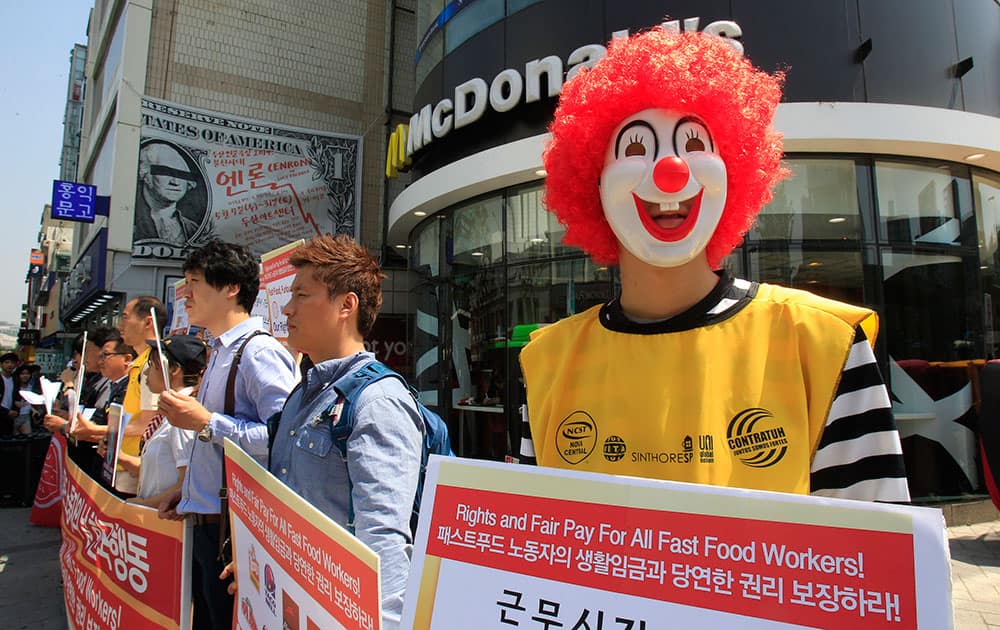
{"left": 599, "top": 109, "right": 727, "bottom": 267}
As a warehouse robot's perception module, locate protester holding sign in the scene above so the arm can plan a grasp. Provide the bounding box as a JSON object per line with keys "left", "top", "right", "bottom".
{"left": 64, "top": 331, "right": 134, "bottom": 490}
{"left": 267, "top": 234, "right": 423, "bottom": 629}
{"left": 45, "top": 328, "right": 115, "bottom": 476}
{"left": 519, "top": 30, "right": 910, "bottom": 502}
{"left": 117, "top": 296, "right": 169, "bottom": 495}
{"left": 128, "top": 335, "right": 206, "bottom": 507}
{"left": 157, "top": 240, "right": 297, "bottom": 629}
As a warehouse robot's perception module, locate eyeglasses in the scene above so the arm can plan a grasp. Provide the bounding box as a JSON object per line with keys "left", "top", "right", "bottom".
{"left": 99, "top": 351, "right": 131, "bottom": 359}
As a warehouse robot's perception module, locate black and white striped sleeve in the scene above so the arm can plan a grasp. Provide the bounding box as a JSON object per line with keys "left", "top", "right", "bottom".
{"left": 809, "top": 326, "right": 910, "bottom": 502}
{"left": 518, "top": 404, "right": 537, "bottom": 465}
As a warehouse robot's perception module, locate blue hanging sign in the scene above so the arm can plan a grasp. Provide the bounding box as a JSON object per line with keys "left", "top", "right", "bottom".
{"left": 51, "top": 180, "right": 98, "bottom": 223}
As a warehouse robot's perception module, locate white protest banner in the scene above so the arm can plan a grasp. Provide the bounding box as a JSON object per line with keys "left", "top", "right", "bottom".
{"left": 133, "top": 97, "right": 360, "bottom": 260}
{"left": 101, "top": 404, "right": 130, "bottom": 488}
{"left": 260, "top": 240, "right": 304, "bottom": 346}
{"left": 403, "top": 458, "right": 952, "bottom": 629}
{"left": 224, "top": 440, "right": 382, "bottom": 630}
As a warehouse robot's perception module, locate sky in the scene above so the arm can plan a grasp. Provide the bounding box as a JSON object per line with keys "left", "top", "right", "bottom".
{"left": 0, "top": 2, "right": 93, "bottom": 325}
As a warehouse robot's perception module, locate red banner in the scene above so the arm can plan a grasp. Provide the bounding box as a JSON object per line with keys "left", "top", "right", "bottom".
{"left": 225, "top": 441, "right": 381, "bottom": 630}
{"left": 425, "top": 484, "right": 917, "bottom": 629}
{"left": 60, "top": 452, "right": 188, "bottom": 628}
{"left": 30, "top": 433, "right": 66, "bottom": 527}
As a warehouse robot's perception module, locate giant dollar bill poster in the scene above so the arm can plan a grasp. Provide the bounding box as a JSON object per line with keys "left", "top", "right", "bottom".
{"left": 133, "top": 96, "right": 361, "bottom": 259}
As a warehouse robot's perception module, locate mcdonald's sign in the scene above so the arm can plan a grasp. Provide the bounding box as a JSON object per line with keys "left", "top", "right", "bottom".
{"left": 385, "top": 124, "right": 412, "bottom": 179}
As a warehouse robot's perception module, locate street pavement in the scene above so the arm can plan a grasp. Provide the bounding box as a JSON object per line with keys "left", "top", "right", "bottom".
{"left": 0, "top": 506, "right": 997, "bottom": 629}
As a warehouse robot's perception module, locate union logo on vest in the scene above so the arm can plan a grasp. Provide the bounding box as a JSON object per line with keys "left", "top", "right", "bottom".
{"left": 727, "top": 408, "right": 789, "bottom": 468}
{"left": 556, "top": 411, "right": 598, "bottom": 464}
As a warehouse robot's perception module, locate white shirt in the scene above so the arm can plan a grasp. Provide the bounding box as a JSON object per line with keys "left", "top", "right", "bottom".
{"left": 137, "top": 386, "right": 195, "bottom": 499}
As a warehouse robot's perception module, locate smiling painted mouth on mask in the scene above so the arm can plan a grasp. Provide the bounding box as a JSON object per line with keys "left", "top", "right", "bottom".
{"left": 632, "top": 190, "right": 703, "bottom": 242}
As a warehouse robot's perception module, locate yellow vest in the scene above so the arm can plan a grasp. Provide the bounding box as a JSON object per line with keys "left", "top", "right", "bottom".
{"left": 519, "top": 284, "right": 877, "bottom": 495}
{"left": 121, "top": 346, "right": 152, "bottom": 459}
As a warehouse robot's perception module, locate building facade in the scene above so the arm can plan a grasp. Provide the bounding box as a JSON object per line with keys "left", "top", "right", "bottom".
{"left": 60, "top": 44, "right": 88, "bottom": 183}
{"left": 65, "top": 0, "right": 417, "bottom": 347}
{"left": 387, "top": 0, "right": 1000, "bottom": 500}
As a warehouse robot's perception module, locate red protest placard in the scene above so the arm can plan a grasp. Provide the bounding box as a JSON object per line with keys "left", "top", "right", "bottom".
{"left": 259, "top": 240, "right": 304, "bottom": 346}
{"left": 225, "top": 440, "right": 381, "bottom": 630}
{"left": 60, "top": 453, "right": 188, "bottom": 628}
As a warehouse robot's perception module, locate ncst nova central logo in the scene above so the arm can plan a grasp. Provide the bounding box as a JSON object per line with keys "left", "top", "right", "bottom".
{"left": 727, "top": 408, "right": 788, "bottom": 468}
{"left": 556, "top": 411, "right": 597, "bottom": 464}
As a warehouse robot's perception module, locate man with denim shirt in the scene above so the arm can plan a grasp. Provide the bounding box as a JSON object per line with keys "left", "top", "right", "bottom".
{"left": 157, "top": 240, "right": 297, "bottom": 629}
{"left": 269, "top": 234, "right": 422, "bottom": 629}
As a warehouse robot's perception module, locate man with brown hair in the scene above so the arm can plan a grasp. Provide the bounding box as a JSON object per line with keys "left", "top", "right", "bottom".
{"left": 269, "top": 233, "right": 423, "bottom": 629}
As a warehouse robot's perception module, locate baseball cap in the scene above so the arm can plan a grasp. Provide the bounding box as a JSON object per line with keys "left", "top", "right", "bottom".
{"left": 146, "top": 334, "right": 208, "bottom": 374}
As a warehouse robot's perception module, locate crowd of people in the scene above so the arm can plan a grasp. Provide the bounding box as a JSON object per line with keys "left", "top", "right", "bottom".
{"left": 42, "top": 235, "right": 421, "bottom": 629}
{"left": 0, "top": 352, "right": 45, "bottom": 436}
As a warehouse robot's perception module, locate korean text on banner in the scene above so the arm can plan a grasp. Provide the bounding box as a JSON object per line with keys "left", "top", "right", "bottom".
{"left": 403, "top": 457, "right": 953, "bottom": 630}
{"left": 260, "top": 240, "right": 304, "bottom": 345}
{"left": 60, "top": 452, "right": 188, "bottom": 629}
{"left": 224, "top": 439, "right": 382, "bottom": 630}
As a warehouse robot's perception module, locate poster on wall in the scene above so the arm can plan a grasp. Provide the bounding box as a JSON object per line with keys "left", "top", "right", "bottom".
{"left": 224, "top": 440, "right": 382, "bottom": 630}
{"left": 168, "top": 279, "right": 191, "bottom": 335}
{"left": 403, "top": 458, "right": 952, "bottom": 629}
{"left": 133, "top": 96, "right": 361, "bottom": 260}
{"left": 260, "top": 240, "right": 305, "bottom": 347}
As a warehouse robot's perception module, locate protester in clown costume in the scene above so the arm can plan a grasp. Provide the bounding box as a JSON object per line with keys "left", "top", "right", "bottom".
{"left": 519, "top": 30, "right": 910, "bottom": 503}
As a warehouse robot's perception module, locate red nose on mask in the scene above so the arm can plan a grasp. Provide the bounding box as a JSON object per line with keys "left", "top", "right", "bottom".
{"left": 653, "top": 156, "right": 690, "bottom": 193}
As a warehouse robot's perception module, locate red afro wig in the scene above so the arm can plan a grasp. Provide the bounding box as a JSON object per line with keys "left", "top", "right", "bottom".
{"left": 543, "top": 30, "right": 788, "bottom": 268}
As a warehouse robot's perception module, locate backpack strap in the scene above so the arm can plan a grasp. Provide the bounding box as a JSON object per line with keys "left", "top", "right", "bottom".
{"left": 325, "top": 360, "right": 421, "bottom": 534}
{"left": 224, "top": 329, "right": 270, "bottom": 416}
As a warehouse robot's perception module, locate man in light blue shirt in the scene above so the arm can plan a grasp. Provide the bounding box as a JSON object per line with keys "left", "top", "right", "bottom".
{"left": 269, "top": 234, "right": 422, "bottom": 629}
{"left": 158, "top": 240, "right": 297, "bottom": 629}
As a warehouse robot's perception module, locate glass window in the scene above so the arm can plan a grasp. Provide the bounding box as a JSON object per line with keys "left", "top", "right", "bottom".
{"left": 974, "top": 170, "right": 1000, "bottom": 358}
{"left": 507, "top": 0, "right": 542, "bottom": 14}
{"left": 416, "top": 0, "right": 446, "bottom": 37}
{"left": 411, "top": 218, "right": 443, "bottom": 409}
{"left": 99, "top": 13, "right": 126, "bottom": 108}
{"left": 881, "top": 250, "right": 983, "bottom": 497}
{"left": 876, "top": 161, "right": 975, "bottom": 246}
{"left": 412, "top": 218, "right": 441, "bottom": 278}
{"left": 416, "top": 30, "right": 443, "bottom": 88}
{"left": 748, "top": 248, "right": 864, "bottom": 304}
{"left": 445, "top": 0, "right": 504, "bottom": 54}
{"left": 506, "top": 184, "right": 574, "bottom": 262}
{"left": 721, "top": 247, "right": 745, "bottom": 278}
{"left": 882, "top": 251, "right": 980, "bottom": 361}
{"left": 451, "top": 195, "right": 503, "bottom": 267}
{"left": 749, "top": 159, "right": 861, "bottom": 241}
{"left": 508, "top": 258, "right": 611, "bottom": 329}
